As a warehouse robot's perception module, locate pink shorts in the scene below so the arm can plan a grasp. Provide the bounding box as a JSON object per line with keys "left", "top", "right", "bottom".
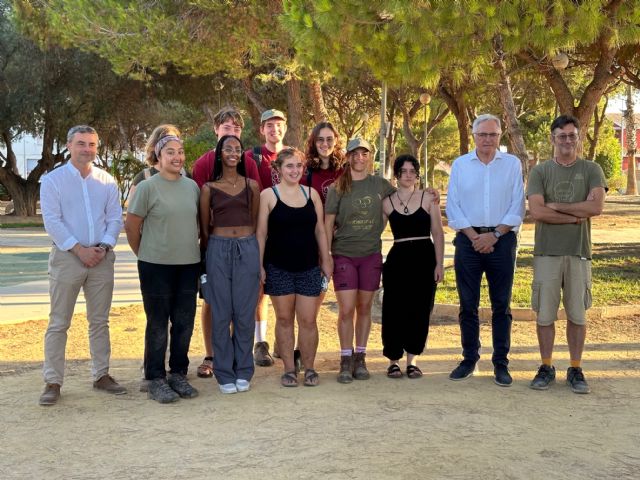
{"left": 332, "top": 253, "right": 383, "bottom": 292}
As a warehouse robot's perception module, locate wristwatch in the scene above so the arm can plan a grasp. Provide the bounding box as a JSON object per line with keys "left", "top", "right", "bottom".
{"left": 97, "top": 243, "right": 112, "bottom": 252}
{"left": 493, "top": 230, "right": 502, "bottom": 239}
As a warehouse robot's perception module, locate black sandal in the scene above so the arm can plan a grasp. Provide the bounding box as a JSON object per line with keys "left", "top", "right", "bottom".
{"left": 303, "top": 369, "right": 319, "bottom": 387}
{"left": 406, "top": 365, "right": 423, "bottom": 379}
{"left": 281, "top": 371, "right": 298, "bottom": 387}
{"left": 387, "top": 363, "right": 403, "bottom": 379}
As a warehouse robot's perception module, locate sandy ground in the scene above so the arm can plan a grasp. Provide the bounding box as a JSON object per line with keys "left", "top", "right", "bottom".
{"left": 1, "top": 196, "right": 639, "bottom": 479}
{"left": 1, "top": 299, "right": 639, "bottom": 480}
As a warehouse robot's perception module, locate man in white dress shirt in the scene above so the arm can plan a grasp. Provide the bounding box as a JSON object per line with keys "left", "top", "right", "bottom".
{"left": 39, "top": 125, "right": 127, "bottom": 405}
{"left": 445, "top": 114, "right": 525, "bottom": 387}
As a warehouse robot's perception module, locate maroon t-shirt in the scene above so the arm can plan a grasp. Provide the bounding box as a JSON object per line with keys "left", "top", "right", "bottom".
{"left": 244, "top": 145, "right": 282, "bottom": 191}
{"left": 301, "top": 167, "right": 344, "bottom": 205}
{"left": 191, "top": 150, "right": 260, "bottom": 189}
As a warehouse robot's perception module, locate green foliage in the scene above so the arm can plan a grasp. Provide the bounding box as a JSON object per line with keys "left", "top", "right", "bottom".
{"left": 594, "top": 120, "right": 623, "bottom": 179}
{"left": 183, "top": 128, "right": 216, "bottom": 171}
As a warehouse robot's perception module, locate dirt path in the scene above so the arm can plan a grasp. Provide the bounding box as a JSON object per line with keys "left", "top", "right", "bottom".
{"left": 1, "top": 303, "right": 639, "bottom": 479}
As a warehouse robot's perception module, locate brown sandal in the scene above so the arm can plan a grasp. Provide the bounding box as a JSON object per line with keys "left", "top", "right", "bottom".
{"left": 197, "top": 357, "right": 214, "bottom": 378}
{"left": 281, "top": 371, "right": 298, "bottom": 387}
{"left": 406, "top": 365, "right": 423, "bottom": 379}
{"left": 387, "top": 363, "right": 403, "bottom": 379}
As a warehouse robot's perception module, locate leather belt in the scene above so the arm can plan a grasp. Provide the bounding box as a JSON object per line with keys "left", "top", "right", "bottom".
{"left": 471, "top": 226, "right": 496, "bottom": 233}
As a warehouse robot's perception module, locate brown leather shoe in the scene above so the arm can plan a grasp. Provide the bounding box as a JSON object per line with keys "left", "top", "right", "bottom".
{"left": 39, "top": 383, "right": 61, "bottom": 406}
{"left": 93, "top": 374, "right": 127, "bottom": 395}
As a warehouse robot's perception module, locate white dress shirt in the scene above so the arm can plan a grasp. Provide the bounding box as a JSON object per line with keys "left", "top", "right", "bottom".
{"left": 40, "top": 162, "right": 123, "bottom": 250}
{"left": 446, "top": 149, "right": 525, "bottom": 231}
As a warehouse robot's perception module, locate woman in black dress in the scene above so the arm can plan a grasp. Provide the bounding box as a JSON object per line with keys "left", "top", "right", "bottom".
{"left": 381, "top": 154, "right": 444, "bottom": 379}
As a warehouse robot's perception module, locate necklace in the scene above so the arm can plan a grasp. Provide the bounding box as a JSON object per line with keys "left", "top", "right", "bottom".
{"left": 223, "top": 175, "right": 239, "bottom": 187}
{"left": 553, "top": 157, "right": 577, "bottom": 168}
{"left": 397, "top": 189, "right": 415, "bottom": 214}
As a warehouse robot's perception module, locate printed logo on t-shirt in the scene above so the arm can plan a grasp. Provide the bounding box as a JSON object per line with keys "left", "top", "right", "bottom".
{"left": 349, "top": 195, "right": 375, "bottom": 231}
{"left": 553, "top": 180, "right": 576, "bottom": 202}
{"left": 321, "top": 179, "right": 334, "bottom": 200}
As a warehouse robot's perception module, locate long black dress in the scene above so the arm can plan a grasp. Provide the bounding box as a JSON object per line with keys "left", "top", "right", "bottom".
{"left": 381, "top": 193, "right": 437, "bottom": 360}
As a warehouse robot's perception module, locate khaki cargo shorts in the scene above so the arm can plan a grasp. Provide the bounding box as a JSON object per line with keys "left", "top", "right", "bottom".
{"left": 531, "top": 256, "right": 592, "bottom": 326}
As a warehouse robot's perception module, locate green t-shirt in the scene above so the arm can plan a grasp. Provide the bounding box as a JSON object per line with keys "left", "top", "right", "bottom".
{"left": 128, "top": 174, "right": 201, "bottom": 265}
{"left": 527, "top": 159, "right": 606, "bottom": 259}
{"left": 325, "top": 175, "right": 395, "bottom": 257}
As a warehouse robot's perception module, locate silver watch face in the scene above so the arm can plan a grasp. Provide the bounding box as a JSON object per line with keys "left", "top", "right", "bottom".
{"left": 493, "top": 230, "right": 501, "bottom": 239}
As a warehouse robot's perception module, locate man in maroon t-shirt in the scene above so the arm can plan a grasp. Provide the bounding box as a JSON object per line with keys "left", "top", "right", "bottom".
{"left": 191, "top": 107, "right": 260, "bottom": 379}
{"left": 244, "top": 109, "right": 288, "bottom": 366}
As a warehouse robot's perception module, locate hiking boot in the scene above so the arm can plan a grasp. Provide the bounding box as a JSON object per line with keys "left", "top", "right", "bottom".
{"left": 566, "top": 367, "right": 591, "bottom": 394}
{"left": 529, "top": 364, "right": 556, "bottom": 390}
{"left": 148, "top": 378, "right": 180, "bottom": 403}
{"left": 168, "top": 373, "right": 199, "bottom": 399}
{"left": 39, "top": 383, "right": 61, "bottom": 406}
{"left": 449, "top": 361, "right": 478, "bottom": 381}
{"left": 494, "top": 364, "right": 512, "bottom": 387}
{"left": 337, "top": 355, "right": 354, "bottom": 384}
{"left": 93, "top": 374, "right": 127, "bottom": 395}
{"left": 254, "top": 341, "right": 274, "bottom": 367}
{"left": 352, "top": 352, "right": 370, "bottom": 380}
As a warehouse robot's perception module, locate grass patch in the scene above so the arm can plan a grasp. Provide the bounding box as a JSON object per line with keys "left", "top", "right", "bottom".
{"left": 435, "top": 244, "right": 640, "bottom": 307}
{"left": 0, "top": 222, "right": 44, "bottom": 228}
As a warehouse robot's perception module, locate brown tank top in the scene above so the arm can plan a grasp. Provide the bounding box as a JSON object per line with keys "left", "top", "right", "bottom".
{"left": 209, "top": 178, "right": 252, "bottom": 228}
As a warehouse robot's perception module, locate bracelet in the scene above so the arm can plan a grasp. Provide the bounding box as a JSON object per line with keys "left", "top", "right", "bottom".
{"left": 97, "top": 243, "right": 111, "bottom": 252}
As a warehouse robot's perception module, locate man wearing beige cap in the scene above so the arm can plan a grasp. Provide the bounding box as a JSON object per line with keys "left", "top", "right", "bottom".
{"left": 245, "top": 108, "right": 288, "bottom": 366}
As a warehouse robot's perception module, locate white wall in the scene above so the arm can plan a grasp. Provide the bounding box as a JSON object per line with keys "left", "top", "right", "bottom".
{"left": 0, "top": 134, "right": 43, "bottom": 178}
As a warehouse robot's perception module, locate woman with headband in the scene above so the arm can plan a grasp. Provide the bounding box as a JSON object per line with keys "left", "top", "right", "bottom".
{"left": 199, "top": 135, "right": 261, "bottom": 394}
{"left": 125, "top": 129, "right": 201, "bottom": 403}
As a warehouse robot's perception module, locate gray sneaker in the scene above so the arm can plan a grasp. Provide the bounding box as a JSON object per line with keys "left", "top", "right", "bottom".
{"left": 337, "top": 355, "right": 354, "bottom": 384}
{"left": 168, "top": 373, "right": 199, "bottom": 399}
{"left": 566, "top": 367, "right": 591, "bottom": 394}
{"left": 148, "top": 378, "right": 180, "bottom": 403}
{"left": 352, "top": 352, "right": 370, "bottom": 380}
{"left": 530, "top": 364, "right": 556, "bottom": 390}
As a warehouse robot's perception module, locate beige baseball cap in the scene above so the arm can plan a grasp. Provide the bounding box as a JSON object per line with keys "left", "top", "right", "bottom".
{"left": 260, "top": 109, "right": 287, "bottom": 123}
{"left": 346, "top": 138, "right": 373, "bottom": 153}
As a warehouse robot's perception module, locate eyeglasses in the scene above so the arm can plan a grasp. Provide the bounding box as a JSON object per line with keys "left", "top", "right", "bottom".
{"left": 316, "top": 136, "right": 335, "bottom": 145}
{"left": 222, "top": 147, "right": 242, "bottom": 155}
{"left": 399, "top": 169, "right": 418, "bottom": 176}
{"left": 473, "top": 133, "right": 500, "bottom": 139}
{"left": 553, "top": 133, "right": 579, "bottom": 142}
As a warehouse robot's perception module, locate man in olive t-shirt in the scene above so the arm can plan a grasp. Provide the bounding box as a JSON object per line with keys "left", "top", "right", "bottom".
{"left": 527, "top": 114, "right": 607, "bottom": 395}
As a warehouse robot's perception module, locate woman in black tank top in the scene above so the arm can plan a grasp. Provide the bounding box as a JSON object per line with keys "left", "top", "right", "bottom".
{"left": 380, "top": 155, "right": 445, "bottom": 379}
{"left": 256, "top": 148, "right": 332, "bottom": 387}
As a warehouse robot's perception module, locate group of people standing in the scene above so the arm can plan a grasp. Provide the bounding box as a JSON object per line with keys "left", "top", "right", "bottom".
{"left": 37, "top": 107, "right": 605, "bottom": 407}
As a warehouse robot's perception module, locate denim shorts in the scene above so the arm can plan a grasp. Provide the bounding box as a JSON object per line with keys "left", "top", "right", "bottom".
{"left": 264, "top": 264, "right": 322, "bottom": 297}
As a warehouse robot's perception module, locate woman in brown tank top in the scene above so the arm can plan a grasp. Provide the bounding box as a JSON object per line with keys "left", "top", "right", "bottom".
{"left": 199, "top": 135, "right": 261, "bottom": 394}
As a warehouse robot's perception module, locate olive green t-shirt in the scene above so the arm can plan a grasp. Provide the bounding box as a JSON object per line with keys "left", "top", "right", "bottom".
{"left": 325, "top": 175, "right": 395, "bottom": 257}
{"left": 527, "top": 159, "right": 606, "bottom": 259}
{"left": 128, "top": 174, "right": 201, "bottom": 265}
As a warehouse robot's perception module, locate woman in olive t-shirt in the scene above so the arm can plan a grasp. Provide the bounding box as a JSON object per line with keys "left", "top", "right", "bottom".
{"left": 125, "top": 133, "right": 201, "bottom": 404}
{"left": 324, "top": 138, "right": 395, "bottom": 384}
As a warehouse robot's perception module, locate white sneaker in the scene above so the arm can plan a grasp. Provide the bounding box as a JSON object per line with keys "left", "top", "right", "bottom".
{"left": 219, "top": 383, "right": 238, "bottom": 394}
{"left": 235, "top": 379, "right": 250, "bottom": 392}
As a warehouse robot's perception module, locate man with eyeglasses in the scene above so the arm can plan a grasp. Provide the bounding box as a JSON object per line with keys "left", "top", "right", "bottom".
{"left": 527, "top": 114, "right": 607, "bottom": 394}
{"left": 446, "top": 114, "right": 525, "bottom": 387}
{"left": 38, "top": 125, "right": 126, "bottom": 405}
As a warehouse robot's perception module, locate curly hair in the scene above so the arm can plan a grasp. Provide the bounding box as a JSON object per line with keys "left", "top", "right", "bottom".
{"left": 304, "top": 122, "right": 344, "bottom": 171}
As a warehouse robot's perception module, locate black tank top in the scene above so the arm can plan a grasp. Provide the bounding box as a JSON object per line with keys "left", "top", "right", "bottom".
{"left": 388, "top": 192, "right": 431, "bottom": 239}
{"left": 264, "top": 185, "right": 318, "bottom": 272}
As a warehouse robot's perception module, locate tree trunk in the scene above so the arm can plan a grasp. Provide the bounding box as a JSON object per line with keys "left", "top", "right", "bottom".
{"left": 239, "top": 75, "right": 265, "bottom": 140}
{"left": 625, "top": 85, "right": 638, "bottom": 195}
{"left": 308, "top": 78, "right": 328, "bottom": 123}
{"left": 284, "top": 77, "right": 304, "bottom": 149}
{"left": 438, "top": 80, "right": 470, "bottom": 155}
{"left": 494, "top": 35, "right": 530, "bottom": 178}
{"left": 586, "top": 99, "right": 609, "bottom": 160}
